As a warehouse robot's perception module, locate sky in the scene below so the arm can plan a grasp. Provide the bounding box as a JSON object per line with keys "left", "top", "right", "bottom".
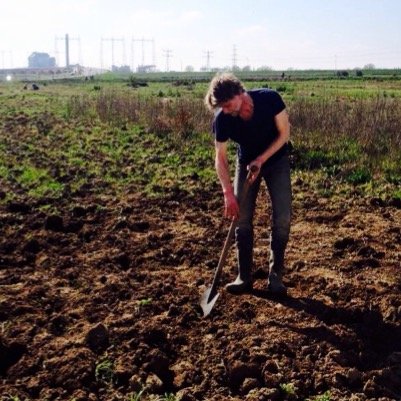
{"left": 1, "top": 0, "right": 401, "bottom": 71}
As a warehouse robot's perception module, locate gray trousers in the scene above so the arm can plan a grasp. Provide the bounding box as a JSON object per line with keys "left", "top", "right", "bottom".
{"left": 234, "top": 153, "right": 292, "bottom": 282}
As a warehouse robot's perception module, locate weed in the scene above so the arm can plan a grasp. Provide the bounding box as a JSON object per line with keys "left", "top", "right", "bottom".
{"left": 306, "top": 390, "right": 332, "bottom": 401}
{"left": 392, "top": 188, "right": 401, "bottom": 200}
{"left": 280, "top": 382, "right": 296, "bottom": 395}
{"left": 95, "top": 358, "right": 114, "bottom": 384}
{"left": 1, "top": 395, "right": 21, "bottom": 401}
{"left": 135, "top": 298, "right": 153, "bottom": 314}
{"left": 137, "top": 298, "right": 152, "bottom": 306}
{"left": 156, "top": 394, "right": 178, "bottom": 401}
{"left": 125, "top": 391, "right": 178, "bottom": 401}
{"left": 344, "top": 167, "right": 372, "bottom": 185}
{"left": 127, "top": 390, "right": 145, "bottom": 401}
{"left": 15, "top": 165, "right": 64, "bottom": 197}
{"left": 0, "top": 164, "right": 9, "bottom": 179}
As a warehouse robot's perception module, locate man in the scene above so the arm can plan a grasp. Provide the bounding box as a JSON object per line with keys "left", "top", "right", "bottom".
{"left": 204, "top": 73, "right": 292, "bottom": 296}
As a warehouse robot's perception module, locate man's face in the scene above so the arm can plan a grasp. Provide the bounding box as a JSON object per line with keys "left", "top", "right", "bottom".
{"left": 220, "top": 94, "right": 242, "bottom": 116}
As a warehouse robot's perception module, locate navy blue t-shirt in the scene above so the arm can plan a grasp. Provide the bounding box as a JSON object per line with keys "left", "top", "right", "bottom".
{"left": 213, "top": 89, "right": 287, "bottom": 165}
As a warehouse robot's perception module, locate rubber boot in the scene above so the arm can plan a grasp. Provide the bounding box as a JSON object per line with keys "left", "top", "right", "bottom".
{"left": 267, "top": 268, "right": 287, "bottom": 296}
{"left": 267, "top": 244, "right": 288, "bottom": 296}
{"left": 225, "top": 275, "right": 253, "bottom": 294}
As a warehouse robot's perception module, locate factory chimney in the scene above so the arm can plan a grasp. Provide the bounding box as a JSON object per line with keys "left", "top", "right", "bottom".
{"left": 65, "top": 33, "right": 70, "bottom": 68}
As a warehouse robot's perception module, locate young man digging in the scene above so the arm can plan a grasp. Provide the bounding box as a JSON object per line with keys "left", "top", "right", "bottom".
{"left": 205, "top": 73, "right": 292, "bottom": 296}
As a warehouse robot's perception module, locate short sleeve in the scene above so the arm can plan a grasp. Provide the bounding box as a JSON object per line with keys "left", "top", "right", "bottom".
{"left": 267, "top": 91, "right": 286, "bottom": 116}
{"left": 213, "top": 112, "right": 230, "bottom": 143}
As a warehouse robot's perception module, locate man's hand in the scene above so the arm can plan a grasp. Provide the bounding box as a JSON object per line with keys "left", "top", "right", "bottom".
{"left": 247, "top": 160, "right": 261, "bottom": 184}
{"left": 224, "top": 191, "right": 240, "bottom": 220}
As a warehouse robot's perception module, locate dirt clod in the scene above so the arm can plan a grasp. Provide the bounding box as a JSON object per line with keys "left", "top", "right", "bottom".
{"left": 85, "top": 323, "right": 109, "bottom": 353}
{"left": 44, "top": 214, "right": 64, "bottom": 231}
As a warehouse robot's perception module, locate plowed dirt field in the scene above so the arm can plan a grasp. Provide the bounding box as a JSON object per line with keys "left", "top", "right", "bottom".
{"left": 1, "top": 177, "right": 401, "bottom": 400}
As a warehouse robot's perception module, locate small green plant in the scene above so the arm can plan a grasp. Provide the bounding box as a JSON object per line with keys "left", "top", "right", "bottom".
{"left": 0, "top": 163, "right": 9, "bottom": 179}
{"left": 392, "top": 188, "right": 401, "bottom": 200}
{"left": 1, "top": 395, "right": 21, "bottom": 401}
{"left": 345, "top": 167, "right": 372, "bottom": 185}
{"left": 127, "top": 389, "right": 145, "bottom": 401}
{"left": 137, "top": 298, "right": 152, "bottom": 306}
{"left": 158, "top": 394, "right": 178, "bottom": 401}
{"left": 306, "top": 391, "right": 331, "bottom": 401}
{"left": 95, "top": 358, "right": 114, "bottom": 383}
{"left": 280, "top": 382, "right": 296, "bottom": 395}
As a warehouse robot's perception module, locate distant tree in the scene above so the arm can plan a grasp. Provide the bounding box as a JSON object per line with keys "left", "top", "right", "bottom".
{"left": 242, "top": 65, "right": 251, "bottom": 72}
{"left": 112, "top": 65, "right": 131, "bottom": 73}
{"left": 336, "top": 70, "right": 349, "bottom": 78}
{"left": 256, "top": 65, "right": 273, "bottom": 71}
{"left": 185, "top": 65, "right": 194, "bottom": 72}
{"left": 355, "top": 69, "right": 363, "bottom": 77}
{"left": 364, "top": 63, "right": 376, "bottom": 70}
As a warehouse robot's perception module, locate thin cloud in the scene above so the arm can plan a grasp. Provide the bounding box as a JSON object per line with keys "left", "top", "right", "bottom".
{"left": 236, "top": 24, "right": 267, "bottom": 37}
{"left": 178, "top": 10, "right": 203, "bottom": 24}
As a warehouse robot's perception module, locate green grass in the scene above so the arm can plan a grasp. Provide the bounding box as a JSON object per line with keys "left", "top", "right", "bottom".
{"left": 127, "top": 390, "right": 145, "bottom": 401}
{"left": 95, "top": 358, "right": 114, "bottom": 383}
{"left": 15, "top": 165, "right": 64, "bottom": 197}
{"left": 1, "top": 77, "right": 401, "bottom": 206}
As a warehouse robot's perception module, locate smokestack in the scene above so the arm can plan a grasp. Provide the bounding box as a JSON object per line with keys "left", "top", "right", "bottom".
{"left": 65, "top": 33, "right": 70, "bottom": 68}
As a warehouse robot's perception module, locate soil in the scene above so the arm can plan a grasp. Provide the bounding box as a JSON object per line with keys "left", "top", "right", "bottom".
{"left": 1, "top": 179, "right": 401, "bottom": 401}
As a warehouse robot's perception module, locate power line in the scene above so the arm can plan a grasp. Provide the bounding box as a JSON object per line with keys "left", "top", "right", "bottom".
{"left": 203, "top": 50, "right": 213, "bottom": 71}
{"left": 101, "top": 37, "right": 125, "bottom": 69}
{"left": 163, "top": 49, "right": 172, "bottom": 72}
{"left": 232, "top": 44, "right": 237, "bottom": 69}
{"left": 131, "top": 37, "right": 155, "bottom": 71}
{"left": 55, "top": 34, "right": 81, "bottom": 67}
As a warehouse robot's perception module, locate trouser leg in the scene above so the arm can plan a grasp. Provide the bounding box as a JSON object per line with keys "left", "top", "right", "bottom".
{"left": 225, "top": 161, "right": 260, "bottom": 294}
{"left": 263, "top": 154, "right": 292, "bottom": 294}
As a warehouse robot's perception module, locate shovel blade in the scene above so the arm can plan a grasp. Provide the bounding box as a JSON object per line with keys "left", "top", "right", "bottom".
{"left": 200, "top": 287, "right": 220, "bottom": 317}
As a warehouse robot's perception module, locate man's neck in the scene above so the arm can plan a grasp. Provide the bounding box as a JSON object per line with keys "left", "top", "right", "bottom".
{"left": 239, "top": 92, "right": 254, "bottom": 120}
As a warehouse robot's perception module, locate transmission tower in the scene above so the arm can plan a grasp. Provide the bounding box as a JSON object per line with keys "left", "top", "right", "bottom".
{"left": 163, "top": 49, "right": 173, "bottom": 72}
{"left": 232, "top": 44, "right": 238, "bottom": 70}
{"left": 55, "top": 34, "right": 82, "bottom": 67}
{"left": 131, "top": 37, "right": 155, "bottom": 72}
{"left": 203, "top": 50, "right": 213, "bottom": 71}
{"left": 101, "top": 37, "right": 126, "bottom": 70}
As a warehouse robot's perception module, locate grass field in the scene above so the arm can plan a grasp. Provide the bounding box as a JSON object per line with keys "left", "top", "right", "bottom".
{"left": 1, "top": 74, "right": 401, "bottom": 205}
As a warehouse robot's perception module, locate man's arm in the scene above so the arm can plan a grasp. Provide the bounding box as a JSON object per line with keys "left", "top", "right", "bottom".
{"left": 248, "top": 109, "right": 290, "bottom": 181}
{"left": 215, "top": 140, "right": 240, "bottom": 219}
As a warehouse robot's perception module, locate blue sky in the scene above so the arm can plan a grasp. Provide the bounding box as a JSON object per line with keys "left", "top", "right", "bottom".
{"left": 1, "top": 0, "right": 400, "bottom": 70}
